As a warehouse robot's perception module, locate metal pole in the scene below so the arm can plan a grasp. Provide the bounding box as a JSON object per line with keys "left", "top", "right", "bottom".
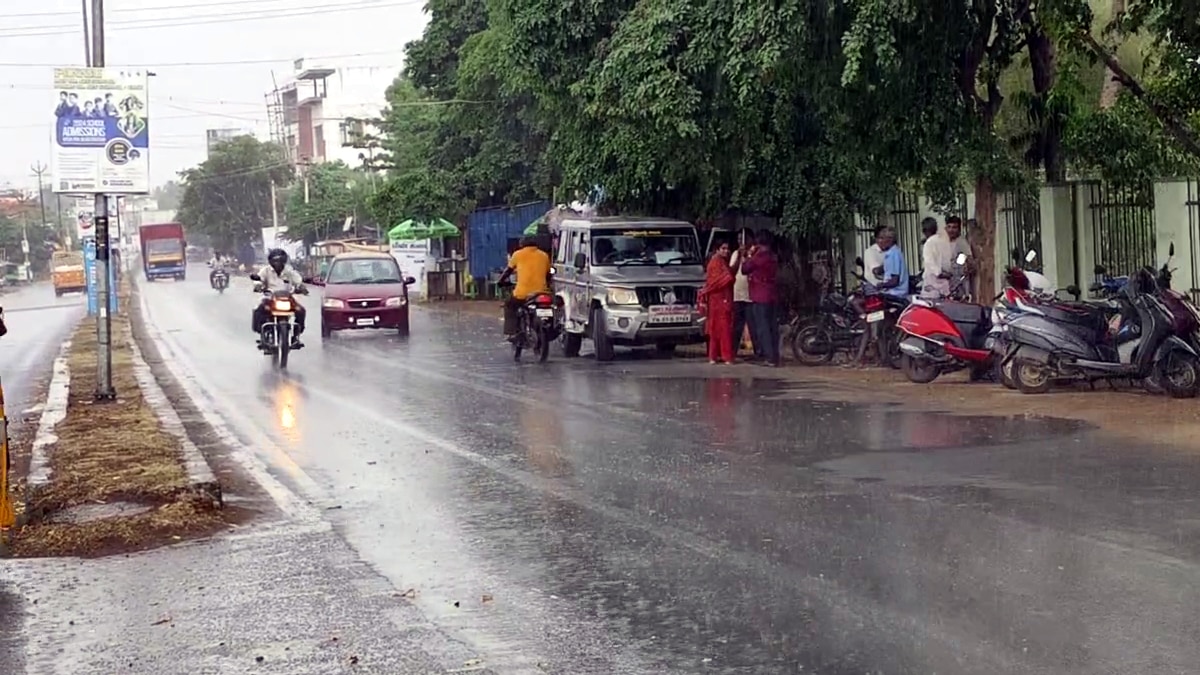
{"left": 31, "top": 162, "right": 48, "bottom": 228}
{"left": 92, "top": 0, "right": 114, "bottom": 401}
{"left": 81, "top": 0, "right": 91, "bottom": 67}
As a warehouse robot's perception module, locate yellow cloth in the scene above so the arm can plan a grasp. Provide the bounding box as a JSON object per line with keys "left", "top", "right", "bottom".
{"left": 508, "top": 246, "right": 551, "bottom": 300}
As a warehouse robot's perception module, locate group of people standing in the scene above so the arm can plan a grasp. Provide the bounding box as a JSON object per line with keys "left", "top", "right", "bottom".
{"left": 699, "top": 231, "right": 783, "bottom": 367}
{"left": 862, "top": 216, "right": 974, "bottom": 300}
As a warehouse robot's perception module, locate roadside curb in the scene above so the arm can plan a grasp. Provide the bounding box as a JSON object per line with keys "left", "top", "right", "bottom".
{"left": 25, "top": 341, "right": 71, "bottom": 494}
{"left": 127, "top": 329, "right": 223, "bottom": 507}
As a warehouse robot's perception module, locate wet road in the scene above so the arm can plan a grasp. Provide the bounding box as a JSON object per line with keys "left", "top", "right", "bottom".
{"left": 137, "top": 265, "right": 1200, "bottom": 674}
{"left": 0, "top": 283, "right": 86, "bottom": 673}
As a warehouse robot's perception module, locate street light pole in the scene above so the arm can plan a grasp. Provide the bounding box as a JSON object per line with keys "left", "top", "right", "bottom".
{"left": 31, "top": 162, "right": 48, "bottom": 229}
{"left": 91, "top": 0, "right": 115, "bottom": 401}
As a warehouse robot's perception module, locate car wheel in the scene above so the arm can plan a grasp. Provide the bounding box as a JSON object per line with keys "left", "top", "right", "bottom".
{"left": 320, "top": 319, "right": 331, "bottom": 339}
{"left": 591, "top": 307, "right": 615, "bottom": 362}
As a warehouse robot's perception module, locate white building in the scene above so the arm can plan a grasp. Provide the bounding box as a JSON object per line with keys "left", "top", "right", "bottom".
{"left": 205, "top": 127, "right": 254, "bottom": 156}
{"left": 266, "top": 58, "right": 397, "bottom": 169}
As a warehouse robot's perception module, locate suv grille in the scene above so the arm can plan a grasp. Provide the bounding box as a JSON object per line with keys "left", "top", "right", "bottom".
{"left": 635, "top": 286, "right": 698, "bottom": 306}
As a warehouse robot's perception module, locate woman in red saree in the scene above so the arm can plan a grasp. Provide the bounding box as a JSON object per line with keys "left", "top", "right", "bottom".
{"left": 700, "top": 241, "right": 737, "bottom": 363}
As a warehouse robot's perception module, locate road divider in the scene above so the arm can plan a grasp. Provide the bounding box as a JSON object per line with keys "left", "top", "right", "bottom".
{"left": 7, "top": 284, "right": 225, "bottom": 557}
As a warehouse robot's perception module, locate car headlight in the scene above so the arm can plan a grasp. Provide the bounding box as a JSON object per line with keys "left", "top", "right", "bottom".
{"left": 385, "top": 296, "right": 405, "bottom": 307}
{"left": 606, "top": 288, "right": 639, "bottom": 305}
{"left": 322, "top": 298, "right": 345, "bottom": 309}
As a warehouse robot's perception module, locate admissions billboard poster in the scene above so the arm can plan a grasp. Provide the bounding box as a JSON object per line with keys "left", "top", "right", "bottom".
{"left": 51, "top": 68, "right": 150, "bottom": 195}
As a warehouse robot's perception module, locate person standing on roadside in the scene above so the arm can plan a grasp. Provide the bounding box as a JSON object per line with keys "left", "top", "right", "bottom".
{"left": 728, "top": 229, "right": 758, "bottom": 359}
{"left": 878, "top": 227, "right": 910, "bottom": 300}
{"left": 741, "top": 231, "right": 782, "bottom": 367}
{"left": 920, "top": 217, "right": 952, "bottom": 299}
{"left": 700, "top": 241, "right": 737, "bottom": 364}
{"left": 946, "top": 216, "right": 973, "bottom": 296}
{"left": 863, "top": 225, "right": 886, "bottom": 286}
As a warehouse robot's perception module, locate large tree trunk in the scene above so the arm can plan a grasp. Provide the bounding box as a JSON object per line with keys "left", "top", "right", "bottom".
{"left": 970, "top": 176, "right": 998, "bottom": 303}
{"left": 1027, "top": 26, "right": 1064, "bottom": 181}
{"left": 1099, "top": 0, "right": 1126, "bottom": 109}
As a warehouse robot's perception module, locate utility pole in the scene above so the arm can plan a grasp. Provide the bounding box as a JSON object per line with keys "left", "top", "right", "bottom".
{"left": 91, "top": 0, "right": 115, "bottom": 401}
{"left": 31, "top": 162, "right": 48, "bottom": 229}
{"left": 80, "top": 0, "right": 91, "bottom": 67}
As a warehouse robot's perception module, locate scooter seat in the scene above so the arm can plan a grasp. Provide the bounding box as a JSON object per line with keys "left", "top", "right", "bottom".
{"left": 935, "top": 300, "right": 989, "bottom": 326}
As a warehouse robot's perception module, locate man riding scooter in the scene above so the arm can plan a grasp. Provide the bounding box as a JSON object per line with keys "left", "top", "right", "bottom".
{"left": 209, "top": 252, "right": 231, "bottom": 288}
{"left": 497, "top": 236, "right": 552, "bottom": 343}
{"left": 251, "top": 248, "right": 308, "bottom": 349}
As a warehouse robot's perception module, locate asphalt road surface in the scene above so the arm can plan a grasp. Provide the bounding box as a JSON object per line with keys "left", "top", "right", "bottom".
{"left": 0, "top": 282, "right": 86, "bottom": 674}
{"left": 43, "top": 266, "right": 1200, "bottom": 672}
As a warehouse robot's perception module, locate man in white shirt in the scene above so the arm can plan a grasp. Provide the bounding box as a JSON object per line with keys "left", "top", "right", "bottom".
{"left": 728, "top": 229, "right": 758, "bottom": 358}
{"left": 862, "top": 225, "right": 886, "bottom": 286}
{"left": 920, "top": 217, "right": 954, "bottom": 299}
{"left": 946, "top": 216, "right": 973, "bottom": 295}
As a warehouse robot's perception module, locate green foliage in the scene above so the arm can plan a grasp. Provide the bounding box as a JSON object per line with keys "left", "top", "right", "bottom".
{"left": 176, "top": 137, "right": 292, "bottom": 253}
{"left": 152, "top": 180, "right": 182, "bottom": 211}
{"left": 284, "top": 161, "right": 363, "bottom": 243}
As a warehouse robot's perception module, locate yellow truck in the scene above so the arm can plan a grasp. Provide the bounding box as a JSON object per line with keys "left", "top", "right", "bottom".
{"left": 52, "top": 250, "right": 86, "bottom": 297}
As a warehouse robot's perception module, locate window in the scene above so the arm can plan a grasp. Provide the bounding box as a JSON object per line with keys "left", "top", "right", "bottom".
{"left": 325, "top": 258, "right": 403, "bottom": 284}
{"left": 340, "top": 118, "right": 366, "bottom": 147}
{"left": 555, "top": 229, "right": 571, "bottom": 264}
{"left": 590, "top": 227, "right": 701, "bottom": 266}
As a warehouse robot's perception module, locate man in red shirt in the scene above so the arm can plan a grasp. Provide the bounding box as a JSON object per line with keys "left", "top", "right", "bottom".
{"left": 740, "top": 232, "right": 781, "bottom": 367}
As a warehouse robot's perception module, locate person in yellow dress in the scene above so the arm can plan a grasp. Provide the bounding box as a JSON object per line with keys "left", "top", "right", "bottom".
{"left": 497, "top": 237, "right": 552, "bottom": 341}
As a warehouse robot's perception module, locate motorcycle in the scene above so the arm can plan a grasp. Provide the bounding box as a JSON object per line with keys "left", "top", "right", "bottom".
{"left": 211, "top": 268, "right": 229, "bottom": 294}
{"left": 501, "top": 269, "right": 563, "bottom": 363}
{"left": 895, "top": 252, "right": 996, "bottom": 383}
{"left": 1002, "top": 250, "right": 1200, "bottom": 397}
{"left": 793, "top": 259, "right": 909, "bottom": 367}
{"left": 250, "top": 274, "right": 308, "bottom": 370}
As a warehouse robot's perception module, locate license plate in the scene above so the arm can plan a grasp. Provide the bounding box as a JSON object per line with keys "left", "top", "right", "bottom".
{"left": 535, "top": 308, "right": 553, "bottom": 318}
{"left": 648, "top": 305, "right": 691, "bottom": 324}
{"left": 866, "top": 310, "right": 885, "bottom": 323}
{"left": 356, "top": 318, "right": 375, "bottom": 326}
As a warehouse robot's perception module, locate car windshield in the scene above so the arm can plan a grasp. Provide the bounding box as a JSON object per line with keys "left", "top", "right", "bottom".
{"left": 326, "top": 258, "right": 403, "bottom": 284}
{"left": 591, "top": 228, "right": 701, "bottom": 266}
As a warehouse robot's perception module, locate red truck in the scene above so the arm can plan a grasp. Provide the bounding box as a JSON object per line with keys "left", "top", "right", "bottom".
{"left": 139, "top": 223, "right": 187, "bottom": 281}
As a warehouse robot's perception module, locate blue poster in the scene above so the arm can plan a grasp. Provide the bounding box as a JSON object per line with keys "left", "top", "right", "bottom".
{"left": 82, "top": 237, "right": 118, "bottom": 316}
{"left": 51, "top": 68, "right": 150, "bottom": 194}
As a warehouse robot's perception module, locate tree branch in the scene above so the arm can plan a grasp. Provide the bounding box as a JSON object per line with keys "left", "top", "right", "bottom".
{"left": 1078, "top": 31, "right": 1200, "bottom": 160}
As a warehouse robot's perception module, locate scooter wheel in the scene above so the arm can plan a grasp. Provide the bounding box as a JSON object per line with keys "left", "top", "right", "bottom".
{"left": 900, "top": 354, "right": 941, "bottom": 384}
{"left": 1012, "top": 360, "right": 1053, "bottom": 394}
{"left": 1155, "top": 351, "right": 1200, "bottom": 399}
{"left": 996, "top": 358, "right": 1016, "bottom": 389}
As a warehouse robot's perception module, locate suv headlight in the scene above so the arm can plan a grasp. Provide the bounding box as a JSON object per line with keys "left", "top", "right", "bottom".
{"left": 385, "top": 296, "right": 405, "bottom": 307}
{"left": 323, "top": 298, "right": 345, "bottom": 308}
{"left": 606, "top": 288, "right": 639, "bottom": 306}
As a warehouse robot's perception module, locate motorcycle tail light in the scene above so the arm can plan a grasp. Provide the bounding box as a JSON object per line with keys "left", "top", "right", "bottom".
{"left": 535, "top": 294, "right": 553, "bottom": 307}
{"left": 864, "top": 296, "right": 884, "bottom": 312}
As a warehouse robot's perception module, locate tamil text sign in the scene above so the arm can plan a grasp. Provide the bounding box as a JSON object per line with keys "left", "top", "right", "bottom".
{"left": 51, "top": 68, "right": 150, "bottom": 194}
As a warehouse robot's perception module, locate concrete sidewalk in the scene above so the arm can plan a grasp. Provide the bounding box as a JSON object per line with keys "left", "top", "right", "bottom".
{"left": 3, "top": 519, "right": 494, "bottom": 675}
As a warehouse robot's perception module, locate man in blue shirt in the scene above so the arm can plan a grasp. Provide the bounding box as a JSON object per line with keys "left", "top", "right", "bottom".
{"left": 878, "top": 227, "right": 909, "bottom": 298}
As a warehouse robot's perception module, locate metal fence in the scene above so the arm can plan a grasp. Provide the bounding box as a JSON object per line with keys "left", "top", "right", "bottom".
{"left": 1000, "top": 191, "right": 1042, "bottom": 271}
{"left": 1188, "top": 180, "right": 1200, "bottom": 302}
{"left": 1085, "top": 181, "right": 1156, "bottom": 277}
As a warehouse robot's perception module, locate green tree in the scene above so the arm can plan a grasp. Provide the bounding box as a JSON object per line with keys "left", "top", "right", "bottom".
{"left": 176, "top": 137, "right": 292, "bottom": 253}
{"left": 152, "top": 180, "right": 183, "bottom": 211}
{"left": 284, "top": 161, "right": 361, "bottom": 244}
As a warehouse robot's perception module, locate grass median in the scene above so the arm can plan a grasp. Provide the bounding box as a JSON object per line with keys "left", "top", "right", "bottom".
{"left": 8, "top": 297, "right": 224, "bottom": 558}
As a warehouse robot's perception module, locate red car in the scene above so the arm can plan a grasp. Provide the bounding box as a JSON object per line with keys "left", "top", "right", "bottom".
{"left": 311, "top": 252, "right": 416, "bottom": 338}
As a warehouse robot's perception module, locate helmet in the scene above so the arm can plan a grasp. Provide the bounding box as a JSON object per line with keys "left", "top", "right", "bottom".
{"left": 267, "top": 248, "right": 288, "bottom": 273}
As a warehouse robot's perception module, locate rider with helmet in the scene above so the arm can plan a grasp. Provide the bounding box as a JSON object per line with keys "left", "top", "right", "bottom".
{"left": 497, "top": 236, "right": 552, "bottom": 341}
{"left": 252, "top": 248, "right": 307, "bottom": 347}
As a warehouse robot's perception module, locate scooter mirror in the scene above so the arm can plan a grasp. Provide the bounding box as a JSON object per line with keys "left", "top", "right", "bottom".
{"left": 1169, "top": 242, "right": 1175, "bottom": 256}
{"left": 1011, "top": 247, "right": 1022, "bottom": 262}
{"left": 1025, "top": 250, "right": 1037, "bottom": 263}
{"left": 854, "top": 256, "right": 864, "bottom": 267}
{"left": 1066, "top": 284, "right": 1081, "bottom": 297}
{"left": 955, "top": 252, "right": 968, "bottom": 266}
{"left": 1093, "top": 264, "right": 1106, "bottom": 275}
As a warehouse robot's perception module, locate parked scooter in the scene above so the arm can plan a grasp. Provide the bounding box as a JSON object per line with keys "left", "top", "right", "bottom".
{"left": 1002, "top": 246, "right": 1200, "bottom": 397}
{"left": 895, "top": 253, "right": 996, "bottom": 383}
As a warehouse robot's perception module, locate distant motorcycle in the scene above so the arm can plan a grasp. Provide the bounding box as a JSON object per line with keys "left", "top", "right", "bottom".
{"left": 501, "top": 280, "right": 563, "bottom": 363}
{"left": 211, "top": 268, "right": 229, "bottom": 294}
{"left": 250, "top": 274, "right": 308, "bottom": 370}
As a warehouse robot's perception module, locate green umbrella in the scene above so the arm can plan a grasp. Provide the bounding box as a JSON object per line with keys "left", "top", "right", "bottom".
{"left": 523, "top": 219, "right": 542, "bottom": 236}
{"left": 388, "top": 219, "right": 432, "bottom": 241}
{"left": 428, "top": 217, "right": 460, "bottom": 238}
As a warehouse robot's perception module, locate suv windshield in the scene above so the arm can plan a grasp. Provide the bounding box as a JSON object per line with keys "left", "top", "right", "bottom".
{"left": 326, "top": 258, "right": 403, "bottom": 284}
{"left": 591, "top": 228, "right": 701, "bottom": 266}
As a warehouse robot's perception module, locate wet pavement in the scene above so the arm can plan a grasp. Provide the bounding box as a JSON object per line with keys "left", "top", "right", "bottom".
{"left": 0, "top": 283, "right": 85, "bottom": 674}
{"left": 9, "top": 265, "right": 1200, "bottom": 673}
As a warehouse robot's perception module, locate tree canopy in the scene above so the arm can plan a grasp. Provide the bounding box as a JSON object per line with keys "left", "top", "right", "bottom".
{"left": 175, "top": 137, "right": 292, "bottom": 254}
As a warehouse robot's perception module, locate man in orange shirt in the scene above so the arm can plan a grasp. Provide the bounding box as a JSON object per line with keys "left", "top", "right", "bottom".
{"left": 497, "top": 237, "right": 552, "bottom": 341}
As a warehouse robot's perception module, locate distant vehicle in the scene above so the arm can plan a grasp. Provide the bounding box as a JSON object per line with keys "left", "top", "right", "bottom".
{"left": 308, "top": 251, "right": 416, "bottom": 338}
{"left": 139, "top": 223, "right": 187, "bottom": 281}
{"left": 51, "top": 250, "right": 85, "bottom": 296}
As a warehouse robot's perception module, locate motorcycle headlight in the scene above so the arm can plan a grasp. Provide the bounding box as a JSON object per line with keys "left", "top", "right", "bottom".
{"left": 323, "top": 298, "right": 345, "bottom": 309}
{"left": 384, "top": 296, "right": 405, "bottom": 307}
{"left": 273, "top": 300, "right": 292, "bottom": 312}
{"left": 606, "top": 288, "right": 638, "bottom": 306}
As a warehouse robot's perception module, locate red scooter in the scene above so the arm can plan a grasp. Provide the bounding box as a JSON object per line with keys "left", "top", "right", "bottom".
{"left": 895, "top": 254, "right": 994, "bottom": 383}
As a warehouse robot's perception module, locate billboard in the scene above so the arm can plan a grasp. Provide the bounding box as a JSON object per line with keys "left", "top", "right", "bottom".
{"left": 51, "top": 68, "right": 150, "bottom": 195}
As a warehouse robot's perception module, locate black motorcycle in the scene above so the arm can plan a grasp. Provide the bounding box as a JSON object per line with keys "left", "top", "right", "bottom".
{"left": 250, "top": 275, "right": 308, "bottom": 370}
{"left": 502, "top": 287, "right": 563, "bottom": 363}
{"left": 211, "top": 269, "right": 229, "bottom": 294}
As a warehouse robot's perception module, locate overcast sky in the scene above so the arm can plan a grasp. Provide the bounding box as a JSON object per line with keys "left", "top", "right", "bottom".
{"left": 0, "top": 0, "right": 427, "bottom": 192}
